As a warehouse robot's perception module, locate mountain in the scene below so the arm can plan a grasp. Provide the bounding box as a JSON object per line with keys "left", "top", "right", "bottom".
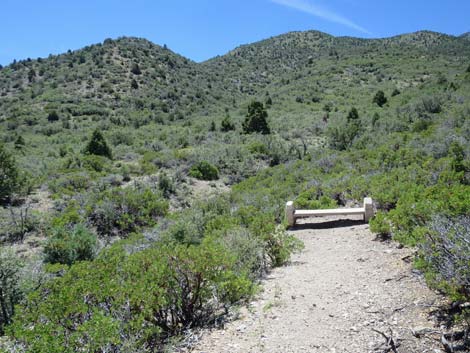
{"left": 0, "top": 37, "right": 223, "bottom": 125}
{"left": 0, "top": 30, "right": 469, "bottom": 179}
{"left": 460, "top": 31, "right": 470, "bottom": 40}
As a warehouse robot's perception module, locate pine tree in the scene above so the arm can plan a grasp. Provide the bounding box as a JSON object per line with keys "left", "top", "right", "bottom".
{"left": 221, "top": 114, "right": 235, "bottom": 132}
{"left": 131, "top": 79, "right": 139, "bottom": 89}
{"left": 14, "top": 136, "right": 25, "bottom": 149}
{"left": 347, "top": 107, "right": 359, "bottom": 122}
{"left": 131, "top": 63, "right": 141, "bottom": 75}
{"left": 84, "top": 130, "right": 112, "bottom": 159}
{"left": 243, "top": 101, "right": 270, "bottom": 134}
{"left": 0, "top": 144, "right": 22, "bottom": 203}
{"left": 47, "top": 111, "right": 60, "bottom": 122}
{"left": 373, "top": 90, "right": 387, "bottom": 107}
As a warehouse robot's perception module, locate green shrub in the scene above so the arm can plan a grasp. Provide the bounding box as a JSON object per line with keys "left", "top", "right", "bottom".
{"left": 294, "top": 188, "right": 337, "bottom": 209}
{"left": 248, "top": 141, "right": 269, "bottom": 155}
{"left": 82, "top": 155, "right": 110, "bottom": 173}
{"left": 369, "top": 211, "right": 391, "bottom": 237}
{"left": 9, "top": 238, "right": 253, "bottom": 352}
{"left": 221, "top": 115, "right": 235, "bottom": 132}
{"left": 89, "top": 186, "right": 169, "bottom": 236}
{"left": 189, "top": 161, "right": 219, "bottom": 180}
{"left": 265, "top": 225, "right": 304, "bottom": 267}
{"left": 50, "top": 202, "right": 83, "bottom": 228}
{"left": 158, "top": 172, "right": 174, "bottom": 198}
{"left": 420, "top": 216, "right": 470, "bottom": 309}
{"left": 48, "top": 172, "right": 91, "bottom": 196}
{"left": 44, "top": 224, "right": 97, "bottom": 265}
{"left": 0, "top": 247, "right": 23, "bottom": 335}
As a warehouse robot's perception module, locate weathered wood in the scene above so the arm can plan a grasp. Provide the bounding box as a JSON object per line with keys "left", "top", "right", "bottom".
{"left": 285, "top": 197, "right": 374, "bottom": 227}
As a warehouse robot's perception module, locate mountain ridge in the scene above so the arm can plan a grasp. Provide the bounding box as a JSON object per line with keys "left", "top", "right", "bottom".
{"left": 1, "top": 29, "right": 468, "bottom": 69}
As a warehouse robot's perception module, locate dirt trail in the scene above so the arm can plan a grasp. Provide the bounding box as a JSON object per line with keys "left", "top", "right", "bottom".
{"left": 190, "top": 216, "right": 445, "bottom": 353}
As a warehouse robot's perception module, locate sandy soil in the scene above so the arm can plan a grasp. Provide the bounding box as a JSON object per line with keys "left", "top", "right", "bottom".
{"left": 188, "top": 216, "right": 445, "bottom": 353}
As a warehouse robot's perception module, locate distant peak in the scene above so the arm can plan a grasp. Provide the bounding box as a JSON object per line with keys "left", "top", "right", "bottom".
{"left": 460, "top": 32, "right": 470, "bottom": 39}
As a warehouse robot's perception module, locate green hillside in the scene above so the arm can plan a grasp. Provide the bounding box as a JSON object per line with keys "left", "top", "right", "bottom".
{"left": 0, "top": 30, "right": 469, "bottom": 351}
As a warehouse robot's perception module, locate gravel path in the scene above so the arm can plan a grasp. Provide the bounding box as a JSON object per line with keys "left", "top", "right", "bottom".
{"left": 189, "top": 216, "right": 445, "bottom": 353}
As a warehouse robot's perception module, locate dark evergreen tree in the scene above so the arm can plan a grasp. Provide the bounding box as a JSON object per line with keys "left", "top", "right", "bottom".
{"left": 373, "top": 90, "right": 387, "bottom": 107}
{"left": 14, "top": 136, "right": 25, "bottom": 149}
{"left": 84, "top": 130, "right": 112, "bottom": 159}
{"left": 243, "top": 101, "right": 270, "bottom": 134}
{"left": 221, "top": 114, "right": 235, "bottom": 132}
{"left": 131, "top": 63, "right": 141, "bottom": 75}
{"left": 346, "top": 107, "right": 359, "bottom": 122}
{"left": 47, "top": 111, "right": 60, "bottom": 122}
{"left": 131, "top": 79, "right": 139, "bottom": 89}
{"left": 27, "top": 69, "right": 36, "bottom": 83}
{"left": 0, "top": 144, "right": 22, "bottom": 203}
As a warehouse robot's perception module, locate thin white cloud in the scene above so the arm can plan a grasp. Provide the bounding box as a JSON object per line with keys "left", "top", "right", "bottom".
{"left": 271, "top": 0, "right": 371, "bottom": 35}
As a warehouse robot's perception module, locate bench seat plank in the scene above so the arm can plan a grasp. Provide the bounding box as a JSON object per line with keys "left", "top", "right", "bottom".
{"left": 294, "top": 208, "right": 365, "bottom": 217}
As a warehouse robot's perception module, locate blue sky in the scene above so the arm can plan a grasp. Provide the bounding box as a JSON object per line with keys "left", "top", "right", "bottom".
{"left": 1, "top": 0, "right": 469, "bottom": 66}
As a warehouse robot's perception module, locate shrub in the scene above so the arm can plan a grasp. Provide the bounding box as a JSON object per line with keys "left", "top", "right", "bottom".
{"left": 48, "top": 172, "right": 91, "bottom": 196}
{"left": 88, "top": 186, "right": 169, "bottom": 236}
{"left": 82, "top": 154, "right": 110, "bottom": 173}
{"left": 328, "top": 119, "right": 360, "bottom": 150}
{"left": 158, "top": 172, "right": 174, "bottom": 198}
{"left": 265, "top": 225, "right": 304, "bottom": 267}
{"left": 0, "top": 248, "right": 23, "bottom": 335}
{"left": 44, "top": 224, "right": 97, "bottom": 265}
{"left": 294, "top": 188, "right": 337, "bottom": 209}
{"left": 418, "top": 96, "right": 442, "bottom": 114}
{"left": 213, "top": 227, "right": 265, "bottom": 279}
{"left": 84, "top": 129, "right": 113, "bottom": 159}
{"left": 449, "top": 141, "right": 466, "bottom": 174}
{"left": 9, "top": 239, "right": 253, "bottom": 352}
{"left": 189, "top": 161, "right": 219, "bottom": 180}
{"left": 248, "top": 141, "right": 269, "bottom": 155}
{"left": 370, "top": 211, "right": 391, "bottom": 238}
{"left": 420, "top": 215, "right": 470, "bottom": 301}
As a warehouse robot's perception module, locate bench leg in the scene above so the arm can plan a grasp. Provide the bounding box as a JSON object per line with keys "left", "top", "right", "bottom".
{"left": 364, "top": 197, "right": 374, "bottom": 222}
{"left": 286, "top": 201, "right": 295, "bottom": 227}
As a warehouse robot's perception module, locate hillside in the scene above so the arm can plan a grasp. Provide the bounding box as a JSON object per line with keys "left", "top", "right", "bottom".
{"left": 0, "top": 30, "right": 469, "bottom": 352}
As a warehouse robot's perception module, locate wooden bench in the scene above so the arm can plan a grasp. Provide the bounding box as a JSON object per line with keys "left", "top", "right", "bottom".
{"left": 285, "top": 197, "right": 374, "bottom": 227}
